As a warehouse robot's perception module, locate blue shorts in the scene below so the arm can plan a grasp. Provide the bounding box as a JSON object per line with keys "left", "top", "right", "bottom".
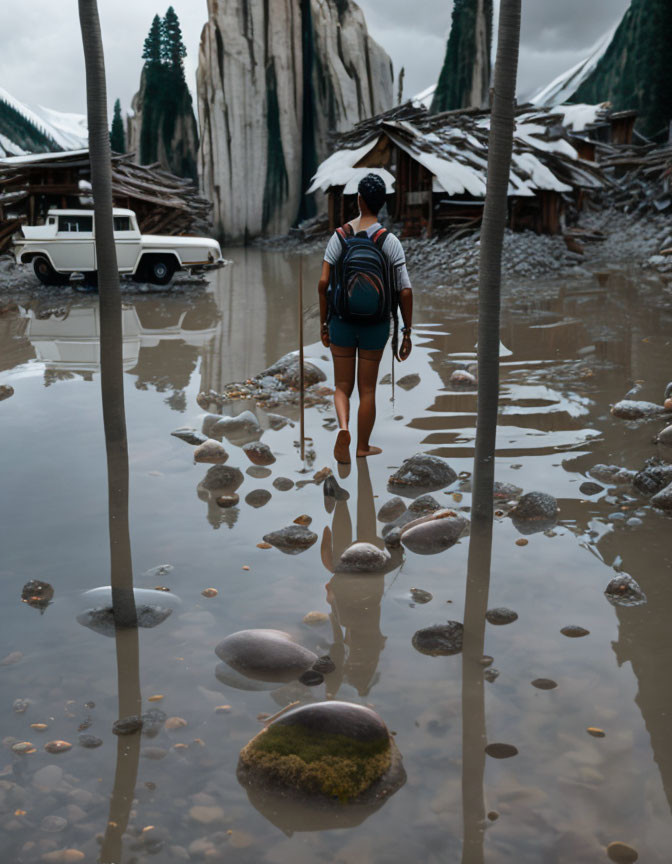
{"left": 329, "top": 318, "right": 390, "bottom": 351}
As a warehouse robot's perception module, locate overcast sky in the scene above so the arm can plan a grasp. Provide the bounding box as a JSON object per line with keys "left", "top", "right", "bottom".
{"left": 0, "top": 0, "right": 629, "bottom": 119}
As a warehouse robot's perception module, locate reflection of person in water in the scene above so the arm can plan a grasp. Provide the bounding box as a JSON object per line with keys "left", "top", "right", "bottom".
{"left": 321, "top": 458, "right": 389, "bottom": 697}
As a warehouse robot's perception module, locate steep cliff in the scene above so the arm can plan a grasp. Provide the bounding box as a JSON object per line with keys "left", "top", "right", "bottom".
{"left": 431, "top": 0, "right": 493, "bottom": 113}
{"left": 197, "top": 0, "right": 394, "bottom": 244}
{"left": 570, "top": 0, "right": 672, "bottom": 140}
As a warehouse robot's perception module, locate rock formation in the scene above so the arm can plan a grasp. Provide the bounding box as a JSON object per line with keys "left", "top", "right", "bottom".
{"left": 431, "top": 0, "right": 493, "bottom": 113}
{"left": 197, "top": 0, "right": 394, "bottom": 243}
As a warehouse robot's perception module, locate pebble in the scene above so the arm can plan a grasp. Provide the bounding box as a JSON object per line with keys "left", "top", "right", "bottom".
{"left": 272, "top": 477, "right": 294, "bottom": 491}
{"left": 112, "top": 715, "right": 143, "bottom": 735}
{"left": 487, "top": 811, "right": 499, "bottom": 821}
{"left": 485, "top": 607, "right": 518, "bottom": 625}
{"left": 216, "top": 493, "right": 239, "bottom": 508}
{"left": 509, "top": 491, "right": 558, "bottom": 534}
{"left": 377, "top": 497, "right": 407, "bottom": 523}
{"left": 560, "top": 625, "right": 590, "bottom": 638}
{"left": 246, "top": 466, "right": 272, "bottom": 478}
{"left": 262, "top": 525, "right": 318, "bottom": 555}
{"left": 450, "top": 369, "right": 477, "bottom": 389}
{"left": 44, "top": 740, "right": 72, "bottom": 754}
{"left": 303, "top": 611, "right": 329, "bottom": 625}
{"left": 337, "top": 541, "right": 390, "bottom": 572}
{"left": 388, "top": 453, "right": 457, "bottom": 493}
{"left": 484, "top": 668, "right": 499, "bottom": 683}
{"left": 312, "top": 655, "right": 336, "bottom": 674}
{"left": 78, "top": 734, "right": 102, "bottom": 749}
{"left": 587, "top": 727, "right": 606, "bottom": 738}
{"left": 313, "top": 466, "right": 332, "bottom": 483}
{"left": 604, "top": 574, "right": 646, "bottom": 607}
{"left": 215, "top": 705, "right": 231, "bottom": 714}
{"left": 1, "top": 650, "right": 23, "bottom": 666}
{"left": 531, "top": 678, "right": 557, "bottom": 690}
{"left": 245, "top": 489, "right": 271, "bottom": 508}
{"left": 40, "top": 815, "right": 68, "bottom": 832}
{"left": 141, "top": 747, "right": 168, "bottom": 760}
{"left": 193, "top": 439, "right": 229, "bottom": 464}
{"left": 188, "top": 805, "right": 225, "bottom": 824}
{"left": 323, "top": 475, "right": 349, "bottom": 500}
{"left": 652, "top": 481, "right": 672, "bottom": 511}
{"left": 579, "top": 481, "right": 604, "bottom": 496}
{"left": 171, "top": 427, "right": 207, "bottom": 446}
{"left": 21, "top": 579, "right": 54, "bottom": 610}
{"left": 479, "top": 656, "right": 494, "bottom": 667}
{"left": 485, "top": 743, "right": 518, "bottom": 759}
{"left": 611, "top": 399, "right": 666, "bottom": 419}
{"left": 402, "top": 510, "right": 468, "bottom": 555}
{"left": 201, "top": 588, "right": 219, "bottom": 598}
{"left": 412, "top": 622, "right": 464, "bottom": 656}
{"left": 293, "top": 514, "right": 312, "bottom": 526}
{"left": 410, "top": 588, "right": 433, "bottom": 604}
{"left": 257, "top": 541, "right": 272, "bottom": 548}
{"left": 515, "top": 538, "right": 528, "bottom": 546}
{"left": 0, "top": 384, "right": 14, "bottom": 400}
{"left": 30, "top": 722, "right": 48, "bottom": 731}
{"left": 40, "top": 851, "right": 85, "bottom": 863}
{"left": 215, "top": 629, "right": 317, "bottom": 683}
{"left": 12, "top": 741, "right": 36, "bottom": 755}
{"left": 13, "top": 698, "right": 30, "bottom": 713}
{"left": 242, "top": 441, "right": 276, "bottom": 466}
{"left": 397, "top": 373, "right": 420, "bottom": 390}
{"left": 299, "top": 670, "right": 325, "bottom": 686}
{"left": 606, "top": 841, "right": 638, "bottom": 863}
{"left": 148, "top": 694, "right": 164, "bottom": 702}
{"left": 165, "top": 717, "right": 188, "bottom": 730}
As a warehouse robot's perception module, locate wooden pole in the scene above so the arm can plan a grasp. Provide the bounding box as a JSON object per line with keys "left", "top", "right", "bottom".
{"left": 298, "top": 257, "right": 305, "bottom": 462}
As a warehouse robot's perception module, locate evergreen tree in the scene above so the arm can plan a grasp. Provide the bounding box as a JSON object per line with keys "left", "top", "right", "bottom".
{"left": 142, "top": 14, "right": 163, "bottom": 65}
{"left": 431, "top": 0, "right": 493, "bottom": 113}
{"left": 161, "top": 6, "right": 187, "bottom": 76}
{"left": 570, "top": 0, "right": 672, "bottom": 141}
{"left": 110, "top": 98, "right": 125, "bottom": 153}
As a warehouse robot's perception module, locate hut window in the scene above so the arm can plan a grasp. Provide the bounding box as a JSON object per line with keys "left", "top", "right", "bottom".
{"left": 113, "top": 216, "right": 132, "bottom": 232}
{"left": 58, "top": 215, "right": 93, "bottom": 233}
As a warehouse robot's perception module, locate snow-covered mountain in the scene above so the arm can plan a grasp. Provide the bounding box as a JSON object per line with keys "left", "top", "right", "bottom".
{"left": 0, "top": 86, "right": 88, "bottom": 157}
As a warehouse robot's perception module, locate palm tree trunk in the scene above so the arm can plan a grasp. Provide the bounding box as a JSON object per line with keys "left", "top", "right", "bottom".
{"left": 461, "top": 2, "right": 521, "bottom": 862}
{"left": 78, "top": 5, "right": 141, "bottom": 861}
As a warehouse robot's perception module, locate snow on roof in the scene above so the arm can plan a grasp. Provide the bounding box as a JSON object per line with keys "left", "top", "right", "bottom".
{"left": 530, "top": 24, "right": 618, "bottom": 107}
{"left": 342, "top": 167, "right": 395, "bottom": 195}
{"left": 0, "top": 148, "right": 89, "bottom": 166}
{"left": 309, "top": 102, "right": 605, "bottom": 200}
{"left": 552, "top": 103, "right": 610, "bottom": 133}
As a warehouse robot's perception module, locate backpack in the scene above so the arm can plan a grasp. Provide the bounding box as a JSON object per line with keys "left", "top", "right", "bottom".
{"left": 328, "top": 223, "right": 392, "bottom": 325}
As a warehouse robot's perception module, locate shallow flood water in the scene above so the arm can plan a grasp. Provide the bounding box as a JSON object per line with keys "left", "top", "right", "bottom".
{"left": 1, "top": 248, "right": 672, "bottom": 862}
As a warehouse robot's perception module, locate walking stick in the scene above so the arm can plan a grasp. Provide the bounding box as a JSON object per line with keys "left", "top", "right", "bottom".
{"left": 298, "top": 257, "right": 305, "bottom": 462}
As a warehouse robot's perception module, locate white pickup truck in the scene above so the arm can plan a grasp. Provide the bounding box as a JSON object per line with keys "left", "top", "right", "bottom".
{"left": 13, "top": 208, "right": 224, "bottom": 285}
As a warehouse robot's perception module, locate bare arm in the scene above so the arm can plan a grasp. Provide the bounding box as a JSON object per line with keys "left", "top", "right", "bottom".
{"left": 318, "top": 260, "right": 330, "bottom": 347}
{"left": 398, "top": 286, "right": 413, "bottom": 360}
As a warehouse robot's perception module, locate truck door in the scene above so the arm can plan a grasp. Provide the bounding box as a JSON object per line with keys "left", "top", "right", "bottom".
{"left": 112, "top": 214, "right": 142, "bottom": 273}
{"left": 54, "top": 214, "right": 95, "bottom": 271}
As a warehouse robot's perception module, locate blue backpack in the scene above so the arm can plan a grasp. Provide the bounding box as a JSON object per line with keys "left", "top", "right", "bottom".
{"left": 328, "top": 223, "right": 392, "bottom": 324}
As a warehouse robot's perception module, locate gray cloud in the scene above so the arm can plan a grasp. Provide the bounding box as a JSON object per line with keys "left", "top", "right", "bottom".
{"left": 0, "top": 0, "right": 629, "bottom": 122}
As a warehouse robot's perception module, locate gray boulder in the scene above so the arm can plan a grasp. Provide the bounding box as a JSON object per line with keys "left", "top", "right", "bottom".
{"left": 199, "top": 464, "right": 244, "bottom": 494}
{"left": 611, "top": 400, "right": 667, "bottom": 420}
{"left": 397, "top": 373, "right": 420, "bottom": 391}
{"left": 652, "top": 482, "right": 672, "bottom": 511}
{"left": 633, "top": 462, "right": 672, "bottom": 496}
{"left": 412, "top": 622, "right": 464, "bottom": 656}
{"left": 449, "top": 369, "right": 477, "bottom": 389}
{"left": 242, "top": 441, "right": 276, "bottom": 466}
{"left": 401, "top": 511, "right": 468, "bottom": 555}
{"left": 388, "top": 454, "right": 457, "bottom": 495}
{"left": 171, "top": 427, "right": 207, "bottom": 445}
{"left": 337, "top": 542, "right": 391, "bottom": 573}
{"left": 377, "top": 497, "right": 407, "bottom": 523}
{"left": 656, "top": 424, "right": 672, "bottom": 446}
{"left": 510, "top": 492, "right": 558, "bottom": 535}
{"left": 260, "top": 353, "right": 326, "bottom": 389}
{"left": 604, "top": 574, "right": 647, "bottom": 607}
{"left": 212, "top": 410, "right": 262, "bottom": 444}
{"left": 194, "top": 439, "right": 229, "bottom": 464}
{"left": 245, "top": 489, "right": 272, "bottom": 508}
{"left": 215, "top": 629, "right": 317, "bottom": 683}
{"left": 590, "top": 464, "right": 636, "bottom": 485}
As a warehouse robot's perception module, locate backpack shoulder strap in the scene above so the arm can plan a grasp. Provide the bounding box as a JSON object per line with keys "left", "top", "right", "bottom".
{"left": 335, "top": 225, "right": 350, "bottom": 252}
{"left": 371, "top": 226, "right": 388, "bottom": 251}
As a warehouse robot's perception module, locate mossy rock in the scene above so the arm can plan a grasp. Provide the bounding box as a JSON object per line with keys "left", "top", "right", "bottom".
{"left": 237, "top": 702, "right": 402, "bottom": 805}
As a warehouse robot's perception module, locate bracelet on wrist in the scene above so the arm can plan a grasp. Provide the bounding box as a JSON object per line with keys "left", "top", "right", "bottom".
{"left": 402, "top": 326, "right": 412, "bottom": 336}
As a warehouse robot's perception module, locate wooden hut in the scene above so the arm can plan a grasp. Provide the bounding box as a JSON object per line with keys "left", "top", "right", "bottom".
{"left": 0, "top": 149, "right": 212, "bottom": 253}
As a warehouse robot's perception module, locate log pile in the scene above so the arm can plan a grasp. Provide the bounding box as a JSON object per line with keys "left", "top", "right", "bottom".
{"left": 0, "top": 149, "right": 212, "bottom": 252}
{"left": 598, "top": 141, "right": 672, "bottom": 216}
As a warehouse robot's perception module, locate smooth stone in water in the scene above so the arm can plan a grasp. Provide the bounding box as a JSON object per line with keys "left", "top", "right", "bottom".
{"left": 171, "top": 427, "right": 207, "bottom": 446}
{"left": 408, "top": 494, "right": 443, "bottom": 514}
{"left": 216, "top": 493, "right": 239, "bottom": 508}
{"left": 484, "top": 668, "right": 499, "bottom": 683}
{"left": 486, "top": 607, "right": 518, "bottom": 626}
{"left": 606, "top": 841, "right": 638, "bottom": 863}
{"left": 510, "top": 491, "right": 558, "bottom": 534}
{"left": 21, "top": 579, "right": 54, "bottom": 610}
{"left": 215, "top": 629, "right": 317, "bottom": 683}
{"left": 194, "top": 439, "right": 229, "bottom": 464}
{"left": 611, "top": 399, "right": 666, "bottom": 419}
{"left": 383, "top": 526, "right": 402, "bottom": 549}
{"left": 78, "top": 734, "right": 102, "bottom": 749}
{"left": 450, "top": 369, "right": 477, "bottom": 389}
{"left": 303, "top": 611, "right": 329, "bottom": 625}
{"left": 377, "top": 497, "right": 407, "bottom": 523}
{"left": 412, "top": 622, "right": 464, "bottom": 656}
{"left": 651, "top": 481, "right": 672, "bottom": 511}
{"left": 199, "top": 464, "right": 244, "bottom": 493}
{"left": 247, "top": 465, "right": 272, "bottom": 479}
{"left": 388, "top": 453, "right": 457, "bottom": 494}
{"left": 312, "top": 655, "right": 336, "bottom": 674}
{"left": 397, "top": 373, "right": 420, "bottom": 390}
{"left": 273, "top": 477, "right": 294, "bottom": 491}
{"left": 245, "top": 489, "right": 271, "bottom": 508}
{"left": 212, "top": 410, "right": 262, "bottom": 443}
{"left": 656, "top": 424, "right": 672, "bottom": 446}
{"left": 44, "top": 740, "right": 72, "bottom": 754}
{"left": 337, "top": 542, "right": 390, "bottom": 573}
{"left": 265, "top": 412, "right": 291, "bottom": 430}
{"left": 263, "top": 525, "right": 318, "bottom": 555}
{"left": 633, "top": 462, "right": 672, "bottom": 495}
{"left": 40, "top": 816, "right": 67, "bottom": 832}
{"left": 299, "top": 670, "right": 324, "bottom": 686}
{"left": 604, "top": 574, "right": 646, "bottom": 607}
{"left": 243, "top": 441, "right": 276, "bottom": 466}
{"left": 324, "top": 475, "right": 349, "bottom": 500}
{"left": 401, "top": 511, "right": 468, "bottom": 555}
{"left": 579, "top": 481, "right": 604, "bottom": 496}
{"left": 485, "top": 743, "right": 518, "bottom": 759}
{"left": 560, "top": 625, "right": 590, "bottom": 638}
{"left": 531, "top": 678, "right": 557, "bottom": 690}
{"left": 113, "top": 715, "right": 143, "bottom": 735}
{"left": 0, "top": 384, "right": 14, "bottom": 401}
{"left": 590, "top": 465, "right": 635, "bottom": 485}
{"left": 410, "top": 588, "right": 433, "bottom": 604}
{"left": 261, "top": 352, "right": 326, "bottom": 388}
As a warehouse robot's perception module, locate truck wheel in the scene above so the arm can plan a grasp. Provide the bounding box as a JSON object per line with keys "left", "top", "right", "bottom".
{"left": 143, "top": 256, "right": 175, "bottom": 285}
{"left": 33, "top": 255, "right": 67, "bottom": 286}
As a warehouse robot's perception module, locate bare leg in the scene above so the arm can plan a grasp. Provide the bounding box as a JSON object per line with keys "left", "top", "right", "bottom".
{"left": 331, "top": 346, "right": 356, "bottom": 463}
{"left": 356, "top": 347, "right": 384, "bottom": 457}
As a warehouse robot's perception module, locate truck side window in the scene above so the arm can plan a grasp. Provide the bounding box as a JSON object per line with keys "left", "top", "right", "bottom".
{"left": 58, "top": 215, "right": 93, "bottom": 233}
{"left": 113, "top": 216, "right": 132, "bottom": 232}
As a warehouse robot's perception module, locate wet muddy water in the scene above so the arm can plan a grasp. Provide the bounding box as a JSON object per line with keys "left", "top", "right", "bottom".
{"left": 1, "top": 248, "right": 671, "bottom": 862}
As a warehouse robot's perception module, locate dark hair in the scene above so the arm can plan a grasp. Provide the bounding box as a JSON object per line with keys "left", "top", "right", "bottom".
{"left": 358, "top": 173, "right": 387, "bottom": 215}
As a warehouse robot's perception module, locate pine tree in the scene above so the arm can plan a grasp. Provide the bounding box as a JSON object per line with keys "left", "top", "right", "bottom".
{"left": 142, "top": 14, "right": 163, "bottom": 65}
{"left": 431, "top": 0, "right": 493, "bottom": 113}
{"left": 161, "top": 6, "right": 187, "bottom": 76}
{"left": 110, "top": 98, "right": 125, "bottom": 153}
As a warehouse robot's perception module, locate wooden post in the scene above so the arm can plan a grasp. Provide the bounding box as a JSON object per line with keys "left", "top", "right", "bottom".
{"left": 298, "top": 257, "right": 305, "bottom": 462}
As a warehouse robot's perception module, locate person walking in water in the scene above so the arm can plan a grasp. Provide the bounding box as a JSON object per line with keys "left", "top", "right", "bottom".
{"left": 317, "top": 173, "right": 413, "bottom": 464}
